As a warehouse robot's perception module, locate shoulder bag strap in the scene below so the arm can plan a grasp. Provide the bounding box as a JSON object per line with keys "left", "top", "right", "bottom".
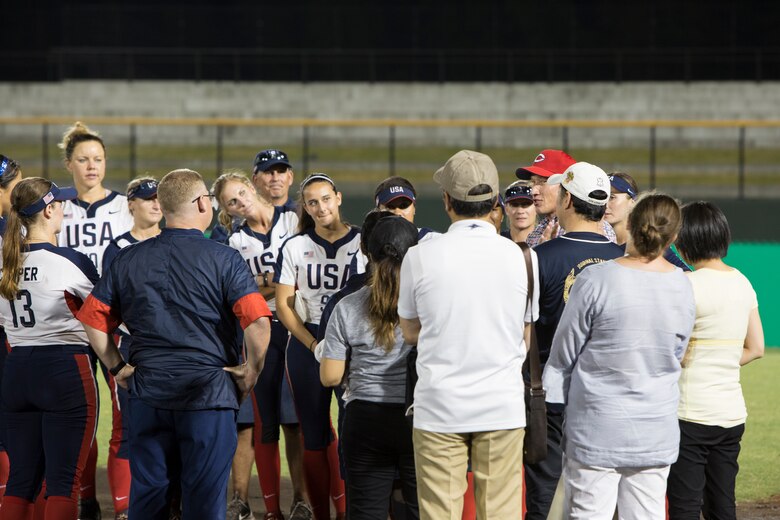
{"left": 518, "top": 242, "right": 543, "bottom": 393}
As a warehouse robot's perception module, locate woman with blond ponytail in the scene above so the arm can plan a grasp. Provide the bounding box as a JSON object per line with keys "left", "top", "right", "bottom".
{"left": 320, "top": 215, "right": 420, "bottom": 520}
{"left": 56, "top": 122, "right": 133, "bottom": 519}
{"left": 0, "top": 178, "right": 101, "bottom": 520}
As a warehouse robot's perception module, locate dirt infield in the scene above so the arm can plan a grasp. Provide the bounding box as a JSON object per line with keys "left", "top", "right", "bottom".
{"left": 93, "top": 467, "right": 295, "bottom": 518}
{"left": 93, "top": 468, "right": 780, "bottom": 519}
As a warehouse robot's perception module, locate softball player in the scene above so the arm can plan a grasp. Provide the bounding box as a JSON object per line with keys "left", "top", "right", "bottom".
{"left": 275, "top": 173, "right": 366, "bottom": 520}
{"left": 373, "top": 176, "right": 437, "bottom": 242}
{"left": 0, "top": 178, "right": 98, "bottom": 519}
{"left": 212, "top": 172, "right": 304, "bottom": 520}
{"left": 56, "top": 122, "right": 132, "bottom": 519}
{"left": 0, "top": 155, "right": 23, "bottom": 506}
{"left": 98, "top": 177, "right": 162, "bottom": 518}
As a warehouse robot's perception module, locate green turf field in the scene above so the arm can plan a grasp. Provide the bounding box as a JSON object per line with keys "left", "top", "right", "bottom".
{"left": 94, "top": 349, "right": 780, "bottom": 502}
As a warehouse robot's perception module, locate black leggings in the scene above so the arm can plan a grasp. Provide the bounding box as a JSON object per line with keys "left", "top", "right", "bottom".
{"left": 342, "top": 400, "right": 418, "bottom": 520}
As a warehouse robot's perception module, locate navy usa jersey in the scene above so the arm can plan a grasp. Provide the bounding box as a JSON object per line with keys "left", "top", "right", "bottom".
{"left": 275, "top": 227, "right": 366, "bottom": 324}
{"left": 59, "top": 191, "right": 133, "bottom": 272}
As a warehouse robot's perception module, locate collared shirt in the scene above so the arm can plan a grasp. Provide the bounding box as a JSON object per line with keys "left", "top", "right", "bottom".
{"left": 526, "top": 215, "right": 617, "bottom": 248}
{"left": 78, "top": 227, "right": 271, "bottom": 411}
{"left": 534, "top": 232, "right": 625, "bottom": 369}
{"left": 398, "top": 219, "right": 539, "bottom": 433}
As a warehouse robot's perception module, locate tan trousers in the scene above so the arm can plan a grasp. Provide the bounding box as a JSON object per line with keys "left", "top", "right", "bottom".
{"left": 413, "top": 427, "right": 525, "bottom": 520}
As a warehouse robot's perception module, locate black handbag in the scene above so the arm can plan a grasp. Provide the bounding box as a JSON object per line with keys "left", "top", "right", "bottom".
{"left": 404, "top": 346, "right": 418, "bottom": 425}
{"left": 518, "top": 242, "right": 548, "bottom": 465}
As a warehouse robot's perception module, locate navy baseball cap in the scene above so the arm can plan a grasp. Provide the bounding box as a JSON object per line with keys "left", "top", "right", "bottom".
{"left": 609, "top": 175, "right": 637, "bottom": 200}
{"left": 254, "top": 149, "right": 292, "bottom": 173}
{"left": 375, "top": 185, "right": 416, "bottom": 207}
{"left": 504, "top": 182, "right": 533, "bottom": 204}
{"left": 18, "top": 182, "right": 77, "bottom": 217}
{"left": 0, "top": 155, "right": 19, "bottom": 180}
{"left": 127, "top": 180, "right": 158, "bottom": 200}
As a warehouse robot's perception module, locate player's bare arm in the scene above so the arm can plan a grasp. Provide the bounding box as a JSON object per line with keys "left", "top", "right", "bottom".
{"left": 320, "top": 357, "right": 346, "bottom": 387}
{"left": 275, "top": 283, "right": 317, "bottom": 352}
{"left": 82, "top": 323, "right": 135, "bottom": 389}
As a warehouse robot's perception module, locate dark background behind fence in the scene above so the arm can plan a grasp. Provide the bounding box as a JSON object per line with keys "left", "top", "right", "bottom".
{"left": 4, "top": 1, "right": 780, "bottom": 82}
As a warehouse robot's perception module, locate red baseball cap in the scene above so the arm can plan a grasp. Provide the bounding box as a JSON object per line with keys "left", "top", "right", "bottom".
{"left": 515, "top": 149, "right": 576, "bottom": 179}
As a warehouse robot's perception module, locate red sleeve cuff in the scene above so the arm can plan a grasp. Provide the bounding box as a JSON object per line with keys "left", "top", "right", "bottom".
{"left": 233, "top": 292, "right": 272, "bottom": 330}
{"left": 77, "top": 294, "right": 122, "bottom": 334}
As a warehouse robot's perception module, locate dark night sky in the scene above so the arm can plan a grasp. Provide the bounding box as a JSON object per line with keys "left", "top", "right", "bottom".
{"left": 4, "top": 1, "right": 775, "bottom": 51}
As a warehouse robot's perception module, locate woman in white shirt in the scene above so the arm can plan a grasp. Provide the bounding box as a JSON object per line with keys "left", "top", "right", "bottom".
{"left": 667, "top": 201, "right": 765, "bottom": 520}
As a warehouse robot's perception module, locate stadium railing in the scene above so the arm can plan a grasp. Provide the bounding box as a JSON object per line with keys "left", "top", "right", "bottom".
{"left": 2, "top": 115, "right": 780, "bottom": 200}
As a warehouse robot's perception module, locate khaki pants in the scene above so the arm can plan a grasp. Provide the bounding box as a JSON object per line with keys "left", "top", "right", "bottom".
{"left": 413, "top": 427, "right": 525, "bottom": 520}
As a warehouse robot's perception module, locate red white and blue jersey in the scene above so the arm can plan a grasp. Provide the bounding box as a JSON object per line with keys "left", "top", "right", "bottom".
{"left": 0, "top": 243, "right": 98, "bottom": 348}
{"left": 58, "top": 191, "right": 133, "bottom": 272}
{"left": 274, "top": 227, "right": 366, "bottom": 325}
{"left": 226, "top": 206, "right": 298, "bottom": 312}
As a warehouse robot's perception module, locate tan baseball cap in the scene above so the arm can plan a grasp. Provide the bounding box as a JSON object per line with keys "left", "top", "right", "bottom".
{"left": 434, "top": 150, "right": 500, "bottom": 202}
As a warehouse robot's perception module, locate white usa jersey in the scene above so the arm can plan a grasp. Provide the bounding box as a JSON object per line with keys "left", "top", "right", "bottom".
{"left": 0, "top": 243, "right": 98, "bottom": 347}
{"left": 275, "top": 226, "right": 366, "bottom": 324}
{"left": 227, "top": 206, "right": 299, "bottom": 312}
{"left": 58, "top": 190, "right": 133, "bottom": 272}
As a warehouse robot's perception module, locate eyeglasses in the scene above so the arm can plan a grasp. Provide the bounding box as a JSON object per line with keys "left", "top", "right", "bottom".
{"left": 191, "top": 193, "right": 216, "bottom": 204}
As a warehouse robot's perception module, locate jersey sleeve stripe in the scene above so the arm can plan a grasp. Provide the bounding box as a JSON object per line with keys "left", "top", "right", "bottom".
{"left": 64, "top": 291, "right": 84, "bottom": 318}
{"left": 77, "top": 294, "right": 122, "bottom": 334}
{"left": 232, "top": 293, "right": 272, "bottom": 330}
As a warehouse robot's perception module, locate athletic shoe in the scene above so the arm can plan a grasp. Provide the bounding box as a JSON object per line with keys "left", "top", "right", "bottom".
{"left": 263, "top": 512, "right": 285, "bottom": 520}
{"left": 289, "top": 499, "right": 312, "bottom": 520}
{"left": 227, "top": 494, "right": 255, "bottom": 520}
{"left": 78, "top": 498, "right": 102, "bottom": 520}
{"left": 115, "top": 513, "right": 129, "bottom": 520}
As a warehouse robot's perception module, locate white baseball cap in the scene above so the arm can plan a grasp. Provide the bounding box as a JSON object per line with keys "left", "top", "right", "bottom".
{"left": 547, "top": 162, "right": 610, "bottom": 206}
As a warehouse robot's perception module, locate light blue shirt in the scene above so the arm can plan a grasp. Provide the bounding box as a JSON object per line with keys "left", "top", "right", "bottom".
{"left": 542, "top": 260, "right": 695, "bottom": 468}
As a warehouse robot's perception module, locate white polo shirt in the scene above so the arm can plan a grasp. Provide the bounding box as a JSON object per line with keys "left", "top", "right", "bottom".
{"left": 398, "top": 219, "right": 539, "bottom": 433}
